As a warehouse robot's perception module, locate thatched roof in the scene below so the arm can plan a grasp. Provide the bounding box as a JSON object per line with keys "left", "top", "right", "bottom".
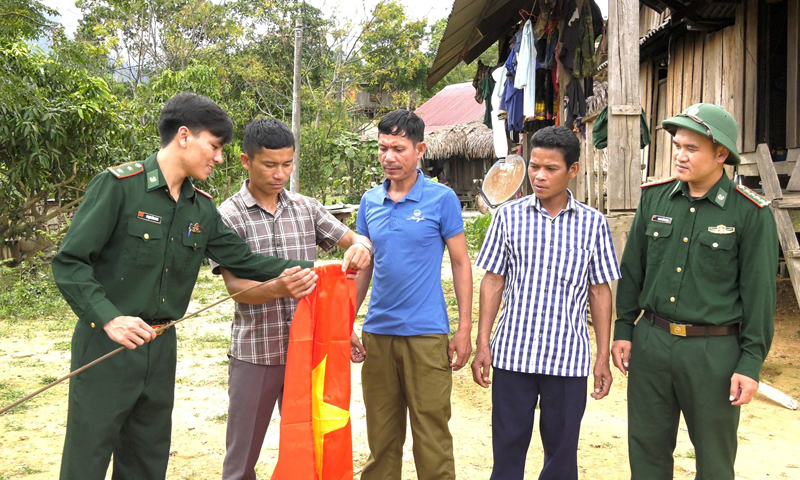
{"left": 423, "top": 122, "right": 495, "bottom": 161}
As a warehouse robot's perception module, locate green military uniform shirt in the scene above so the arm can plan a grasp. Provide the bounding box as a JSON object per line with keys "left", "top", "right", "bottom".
{"left": 614, "top": 173, "right": 778, "bottom": 380}
{"left": 53, "top": 153, "right": 313, "bottom": 328}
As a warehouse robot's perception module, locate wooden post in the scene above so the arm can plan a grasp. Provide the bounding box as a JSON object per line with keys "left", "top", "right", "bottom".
{"left": 787, "top": 0, "right": 799, "bottom": 149}
{"left": 755, "top": 144, "right": 800, "bottom": 309}
{"left": 576, "top": 133, "right": 586, "bottom": 202}
{"left": 607, "top": 0, "right": 641, "bottom": 210}
{"left": 586, "top": 124, "right": 596, "bottom": 208}
{"left": 743, "top": 0, "right": 758, "bottom": 153}
{"left": 522, "top": 132, "right": 533, "bottom": 196}
{"left": 290, "top": 18, "right": 302, "bottom": 193}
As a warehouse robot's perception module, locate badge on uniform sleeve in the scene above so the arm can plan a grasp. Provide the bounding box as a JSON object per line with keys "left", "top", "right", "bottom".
{"left": 708, "top": 225, "right": 735, "bottom": 234}
{"left": 651, "top": 215, "right": 673, "bottom": 224}
{"left": 137, "top": 211, "right": 162, "bottom": 224}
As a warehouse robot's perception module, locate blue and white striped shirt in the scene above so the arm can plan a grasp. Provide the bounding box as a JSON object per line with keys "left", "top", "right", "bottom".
{"left": 475, "top": 191, "right": 621, "bottom": 377}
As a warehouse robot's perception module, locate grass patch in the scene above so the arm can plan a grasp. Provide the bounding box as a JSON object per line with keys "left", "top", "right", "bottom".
{"left": 40, "top": 375, "right": 58, "bottom": 385}
{"left": 16, "top": 464, "right": 43, "bottom": 475}
{"left": 4, "top": 421, "right": 24, "bottom": 431}
{"left": 0, "top": 259, "right": 71, "bottom": 322}
{"left": 209, "top": 413, "right": 228, "bottom": 423}
{"left": 0, "top": 382, "right": 28, "bottom": 414}
{"left": 53, "top": 340, "right": 72, "bottom": 351}
{"left": 193, "top": 333, "right": 229, "bottom": 346}
{"left": 678, "top": 448, "right": 696, "bottom": 459}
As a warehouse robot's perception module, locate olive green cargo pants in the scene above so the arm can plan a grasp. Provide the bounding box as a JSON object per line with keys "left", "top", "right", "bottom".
{"left": 628, "top": 317, "right": 742, "bottom": 480}
{"left": 360, "top": 332, "right": 455, "bottom": 480}
{"left": 60, "top": 320, "right": 177, "bottom": 480}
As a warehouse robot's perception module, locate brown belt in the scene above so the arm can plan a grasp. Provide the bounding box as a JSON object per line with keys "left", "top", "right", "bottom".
{"left": 144, "top": 319, "right": 170, "bottom": 326}
{"left": 643, "top": 311, "right": 739, "bottom": 337}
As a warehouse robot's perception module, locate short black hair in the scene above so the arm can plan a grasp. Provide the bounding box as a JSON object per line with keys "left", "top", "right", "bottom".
{"left": 157, "top": 92, "right": 234, "bottom": 147}
{"left": 530, "top": 126, "right": 581, "bottom": 167}
{"left": 377, "top": 109, "right": 425, "bottom": 145}
{"left": 242, "top": 118, "right": 295, "bottom": 158}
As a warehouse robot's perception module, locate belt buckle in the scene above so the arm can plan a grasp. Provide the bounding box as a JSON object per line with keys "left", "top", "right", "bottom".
{"left": 669, "top": 323, "right": 687, "bottom": 337}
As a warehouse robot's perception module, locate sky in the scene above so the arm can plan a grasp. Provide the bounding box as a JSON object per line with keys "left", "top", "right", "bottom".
{"left": 44, "top": 0, "right": 609, "bottom": 38}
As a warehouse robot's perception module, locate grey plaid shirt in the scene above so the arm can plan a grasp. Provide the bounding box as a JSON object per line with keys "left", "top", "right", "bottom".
{"left": 210, "top": 180, "right": 349, "bottom": 365}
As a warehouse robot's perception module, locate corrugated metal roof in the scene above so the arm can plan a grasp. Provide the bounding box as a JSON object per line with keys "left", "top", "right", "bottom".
{"left": 414, "top": 82, "right": 486, "bottom": 133}
{"left": 597, "top": 16, "right": 672, "bottom": 71}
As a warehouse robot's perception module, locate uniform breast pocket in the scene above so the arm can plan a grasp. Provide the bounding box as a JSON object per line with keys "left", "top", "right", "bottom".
{"left": 645, "top": 223, "right": 673, "bottom": 265}
{"left": 180, "top": 233, "right": 208, "bottom": 276}
{"left": 126, "top": 221, "right": 164, "bottom": 267}
{"left": 695, "top": 231, "right": 737, "bottom": 277}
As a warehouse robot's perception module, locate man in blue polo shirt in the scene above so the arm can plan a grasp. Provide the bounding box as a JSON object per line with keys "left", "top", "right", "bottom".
{"left": 351, "top": 109, "right": 473, "bottom": 480}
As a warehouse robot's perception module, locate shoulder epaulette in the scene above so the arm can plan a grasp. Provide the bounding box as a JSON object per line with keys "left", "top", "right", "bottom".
{"left": 641, "top": 177, "right": 676, "bottom": 189}
{"left": 194, "top": 186, "right": 213, "bottom": 199}
{"left": 107, "top": 162, "right": 144, "bottom": 179}
{"left": 735, "top": 185, "right": 770, "bottom": 208}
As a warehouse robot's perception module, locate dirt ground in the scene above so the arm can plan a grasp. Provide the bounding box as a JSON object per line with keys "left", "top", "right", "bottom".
{"left": 1, "top": 267, "right": 799, "bottom": 479}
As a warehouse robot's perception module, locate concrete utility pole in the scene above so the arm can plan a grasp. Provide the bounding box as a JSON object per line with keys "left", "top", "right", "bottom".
{"left": 290, "top": 17, "right": 302, "bottom": 193}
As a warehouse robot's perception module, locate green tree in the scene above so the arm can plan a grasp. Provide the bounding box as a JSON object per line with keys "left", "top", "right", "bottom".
{"left": 0, "top": 0, "right": 57, "bottom": 41}
{"left": 359, "top": 1, "right": 428, "bottom": 107}
{"left": 0, "top": 38, "right": 147, "bottom": 254}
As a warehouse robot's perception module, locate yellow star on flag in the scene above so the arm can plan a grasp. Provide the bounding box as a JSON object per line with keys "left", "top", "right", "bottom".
{"left": 312, "top": 355, "right": 350, "bottom": 478}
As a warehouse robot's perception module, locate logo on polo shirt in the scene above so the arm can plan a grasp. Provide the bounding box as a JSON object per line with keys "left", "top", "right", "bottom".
{"left": 406, "top": 209, "right": 426, "bottom": 222}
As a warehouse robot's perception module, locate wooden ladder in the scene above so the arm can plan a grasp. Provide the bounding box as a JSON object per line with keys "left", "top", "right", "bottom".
{"left": 754, "top": 143, "right": 800, "bottom": 309}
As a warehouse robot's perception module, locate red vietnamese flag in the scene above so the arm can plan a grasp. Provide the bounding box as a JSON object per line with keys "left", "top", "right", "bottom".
{"left": 271, "top": 264, "right": 355, "bottom": 480}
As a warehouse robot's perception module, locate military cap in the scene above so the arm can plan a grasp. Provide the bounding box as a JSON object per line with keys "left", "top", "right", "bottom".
{"left": 662, "top": 103, "right": 741, "bottom": 165}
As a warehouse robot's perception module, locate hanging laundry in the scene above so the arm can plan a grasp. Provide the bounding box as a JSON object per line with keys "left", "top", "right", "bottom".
{"left": 573, "top": 0, "right": 598, "bottom": 78}
{"left": 480, "top": 69, "right": 496, "bottom": 128}
{"left": 564, "top": 77, "right": 586, "bottom": 131}
{"left": 490, "top": 65, "right": 509, "bottom": 158}
{"left": 592, "top": 106, "right": 653, "bottom": 149}
{"left": 501, "top": 39, "right": 524, "bottom": 132}
{"left": 472, "top": 60, "right": 488, "bottom": 103}
{"left": 557, "top": 0, "right": 580, "bottom": 74}
{"left": 514, "top": 19, "right": 537, "bottom": 118}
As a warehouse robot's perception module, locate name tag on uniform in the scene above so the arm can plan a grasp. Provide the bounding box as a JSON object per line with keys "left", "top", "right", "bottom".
{"left": 137, "top": 211, "right": 162, "bottom": 224}
{"left": 708, "top": 225, "right": 735, "bottom": 234}
{"left": 651, "top": 215, "right": 672, "bottom": 224}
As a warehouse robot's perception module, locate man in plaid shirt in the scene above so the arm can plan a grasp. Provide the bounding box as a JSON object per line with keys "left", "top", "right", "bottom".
{"left": 210, "top": 118, "right": 372, "bottom": 480}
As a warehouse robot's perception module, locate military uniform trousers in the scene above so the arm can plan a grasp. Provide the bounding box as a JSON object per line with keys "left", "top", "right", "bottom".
{"left": 360, "top": 332, "right": 455, "bottom": 480}
{"left": 628, "top": 316, "right": 741, "bottom": 480}
{"left": 60, "top": 320, "right": 177, "bottom": 480}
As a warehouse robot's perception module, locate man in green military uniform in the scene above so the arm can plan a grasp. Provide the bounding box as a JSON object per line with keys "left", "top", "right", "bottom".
{"left": 612, "top": 103, "right": 778, "bottom": 479}
{"left": 52, "top": 93, "right": 315, "bottom": 480}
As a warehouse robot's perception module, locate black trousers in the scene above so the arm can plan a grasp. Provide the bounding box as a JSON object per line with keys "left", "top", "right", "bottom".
{"left": 490, "top": 369, "right": 587, "bottom": 480}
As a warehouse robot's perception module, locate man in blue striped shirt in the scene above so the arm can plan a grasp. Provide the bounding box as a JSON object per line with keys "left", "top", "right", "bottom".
{"left": 472, "top": 126, "right": 621, "bottom": 480}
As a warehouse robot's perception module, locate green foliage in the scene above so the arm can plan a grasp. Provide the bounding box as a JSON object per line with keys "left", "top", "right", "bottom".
{"left": 1, "top": 0, "right": 472, "bottom": 260}
{"left": 0, "top": 0, "right": 57, "bottom": 41}
{"left": 360, "top": 1, "right": 429, "bottom": 103}
{"left": 300, "top": 125, "right": 380, "bottom": 204}
{"left": 0, "top": 257, "right": 69, "bottom": 321}
{"left": 0, "top": 38, "right": 149, "bottom": 244}
{"left": 464, "top": 213, "right": 492, "bottom": 253}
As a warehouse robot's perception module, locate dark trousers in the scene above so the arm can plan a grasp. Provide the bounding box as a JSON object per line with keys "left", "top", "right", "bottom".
{"left": 628, "top": 316, "right": 741, "bottom": 480}
{"left": 490, "top": 368, "right": 587, "bottom": 480}
{"left": 60, "top": 321, "right": 177, "bottom": 480}
{"left": 222, "top": 358, "right": 286, "bottom": 480}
